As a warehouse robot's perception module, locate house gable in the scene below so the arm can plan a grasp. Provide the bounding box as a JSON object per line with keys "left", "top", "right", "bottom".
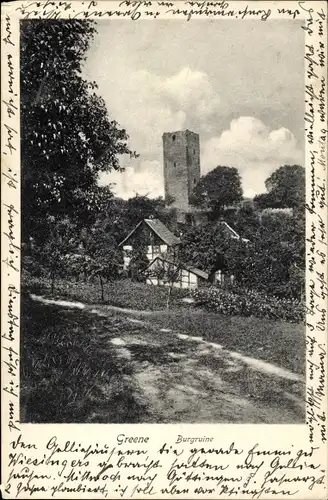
{"left": 118, "top": 218, "right": 180, "bottom": 248}
{"left": 119, "top": 219, "right": 180, "bottom": 271}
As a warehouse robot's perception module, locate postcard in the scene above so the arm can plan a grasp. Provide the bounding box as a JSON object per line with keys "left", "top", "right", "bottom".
{"left": 1, "top": 1, "right": 327, "bottom": 498}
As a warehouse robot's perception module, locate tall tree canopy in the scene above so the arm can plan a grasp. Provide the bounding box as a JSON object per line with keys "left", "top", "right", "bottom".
{"left": 21, "top": 20, "right": 137, "bottom": 244}
{"left": 189, "top": 166, "right": 243, "bottom": 217}
{"left": 254, "top": 165, "right": 305, "bottom": 209}
{"left": 179, "top": 208, "right": 304, "bottom": 298}
{"left": 179, "top": 222, "right": 239, "bottom": 279}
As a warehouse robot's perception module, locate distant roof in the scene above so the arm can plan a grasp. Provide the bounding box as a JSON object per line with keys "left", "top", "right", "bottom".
{"left": 118, "top": 218, "right": 180, "bottom": 247}
{"left": 147, "top": 256, "right": 209, "bottom": 280}
{"left": 260, "top": 207, "right": 293, "bottom": 215}
{"left": 217, "top": 220, "right": 250, "bottom": 243}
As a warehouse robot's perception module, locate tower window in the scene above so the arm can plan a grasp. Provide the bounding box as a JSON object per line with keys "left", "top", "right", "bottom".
{"left": 174, "top": 162, "right": 177, "bottom": 168}
{"left": 194, "top": 178, "right": 197, "bottom": 184}
{"left": 193, "top": 149, "right": 195, "bottom": 155}
{"left": 172, "top": 134, "right": 176, "bottom": 141}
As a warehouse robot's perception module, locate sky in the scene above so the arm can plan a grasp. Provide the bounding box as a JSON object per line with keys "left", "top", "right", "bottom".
{"left": 83, "top": 20, "right": 304, "bottom": 199}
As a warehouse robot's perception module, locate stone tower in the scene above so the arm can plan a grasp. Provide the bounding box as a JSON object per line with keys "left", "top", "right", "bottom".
{"left": 163, "top": 130, "right": 200, "bottom": 211}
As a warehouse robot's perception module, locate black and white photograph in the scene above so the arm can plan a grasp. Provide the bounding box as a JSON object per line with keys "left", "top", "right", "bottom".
{"left": 20, "top": 17, "right": 306, "bottom": 425}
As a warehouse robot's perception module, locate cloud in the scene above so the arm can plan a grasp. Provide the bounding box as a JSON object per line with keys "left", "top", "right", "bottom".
{"left": 104, "top": 69, "right": 187, "bottom": 156}
{"left": 86, "top": 21, "right": 304, "bottom": 200}
{"left": 100, "top": 116, "right": 302, "bottom": 200}
{"left": 202, "top": 117, "right": 303, "bottom": 197}
{"left": 97, "top": 66, "right": 221, "bottom": 198}
{"left": 102, "top": 66, "right": 220, "bottom": 157}
{"left": 163, "top": 67, "right": 220, "bottom": 120}
{"left": 99, "top": 160, "right": 164, "bottom": 200}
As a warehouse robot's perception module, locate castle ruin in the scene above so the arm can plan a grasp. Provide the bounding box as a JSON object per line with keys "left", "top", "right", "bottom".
{"left": 163, "top": 129, "right": 200, "bottom": 211}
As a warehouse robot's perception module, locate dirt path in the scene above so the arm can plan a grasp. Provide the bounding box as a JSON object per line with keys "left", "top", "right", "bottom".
{"left": 30, "top": 295, "right": 305, "bottom": 423}
{"left": 108, "top": 321, "right": 304, "bottom": 424}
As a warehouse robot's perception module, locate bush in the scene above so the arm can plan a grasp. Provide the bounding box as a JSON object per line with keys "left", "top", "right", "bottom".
{"left": 22, "top": 271, "right": 48, "bottom": 295}
{"left": 190, "top": 286, "right": 303, "bottom": 323}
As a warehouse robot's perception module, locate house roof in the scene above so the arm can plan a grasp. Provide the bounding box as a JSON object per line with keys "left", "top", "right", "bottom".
{"left": 147, "top": 256, "right": 209, "bottom": 280}
{"left": 144, "top": 218, "right": 180, "bottom": 246}
{"left": 188, "top": 267, "right": 209, "bottom": 280}
{"left": 217, "top": 220, "right": 250, "bottom": 243}
{"left": 118, "top": 218, "right": 180, "bottom": 247}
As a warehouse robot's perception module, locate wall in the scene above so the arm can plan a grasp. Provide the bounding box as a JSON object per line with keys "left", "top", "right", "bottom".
{"left": 123, "top": 243, "right": 167, "bottom": 270}
{"left": 146, "top": 260, "right": 199, "bottom": 289}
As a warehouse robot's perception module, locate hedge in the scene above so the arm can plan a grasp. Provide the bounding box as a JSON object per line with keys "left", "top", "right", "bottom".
{"left": 190, "top": 286, "right": 303, "bottom": 323}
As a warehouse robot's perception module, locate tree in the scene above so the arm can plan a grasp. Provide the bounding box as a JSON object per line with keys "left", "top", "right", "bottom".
{"left": 76, "top": 219, "right": 123, "bottom": 300}
{"left": 179, "top": 222, "right": 238, "bottom": 279}
{"left": 145, "top": 253, "right": 181, "bottom": 308}
{"left": 224, "top": 205, "right": 260, "bottom": 241}
{"left": 189, "top": 166, "right": 243, "bottom": 217}
{"left": 162, "top": 259, "right": 181, "bottom": 309}
{"left": 21, "top": 20, "right": 137, "bottom": 248}
{"left": 125, "top": 195, "right": 166, "bottom": 229}
{"left": 126, "top": 229, "right": 149, "bottom": 282}
{"left": 179, "top": 208, "right": 305, "bottom": 298}
{"left": 128, "top": 250, "right": 149, "bottom": 282}
{"left": 254, "top": 165, "right": 305, "bottom": 209}
{"left": 38, "top": 217, "right": 78, "bottom": 294}
{"left": 230, "top": 210, "right": 305, "bottom": 298}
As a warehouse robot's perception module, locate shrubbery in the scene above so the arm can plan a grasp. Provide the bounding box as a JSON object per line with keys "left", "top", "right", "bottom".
{"left": 190, "top": 286, "right": 303, "bottom": 323}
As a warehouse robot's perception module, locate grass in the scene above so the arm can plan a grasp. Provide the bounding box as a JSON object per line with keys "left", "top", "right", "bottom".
{"left": 141, "top": 308, "right": 305, "bottom": 375}
{"left": 25, "top": 276, "right": 188, "bottom": 311}
{"left": 20, "top": 294, "right": 150, "bottom": 423}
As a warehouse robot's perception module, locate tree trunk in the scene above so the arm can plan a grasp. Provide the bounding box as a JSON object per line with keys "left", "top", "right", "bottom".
{"left": 166, "top": 283, "right": 173, "bottom": 309}
{"left": 100, "top": 274, "right": 104, "bottom": 302}
{"left": 51, "top": 269, "right": 55, "bottom": 295}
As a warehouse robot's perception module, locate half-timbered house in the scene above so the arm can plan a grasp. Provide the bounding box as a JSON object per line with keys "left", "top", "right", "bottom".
{"left": 118, "top": 218, "right": 180, "bottom": 271}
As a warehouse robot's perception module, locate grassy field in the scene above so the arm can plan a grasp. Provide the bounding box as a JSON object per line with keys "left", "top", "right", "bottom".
{"left": 21, "top": 294, "right": 304, "bottom": 424}
{"left": 26, "top": 276, "right": 188, "bottom": 310}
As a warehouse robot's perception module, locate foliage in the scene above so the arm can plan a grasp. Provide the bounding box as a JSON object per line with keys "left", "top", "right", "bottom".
{"left": 254, "top": 165, "right": 305, "bottom": 209}
{"left": 21, "top": 20, "right": 137, "bottom": 246}
{"left": 34, "top": 217, "right": 79, "bottom": 293}
{"left": 179, "top": 205, "right": 305, "bottom": 299}
{"left": 180, "top": 222, "right": 227, "bottom": 275}
{"left": 26, "top": 213, "right": 123, "bottom": 297}
{"left": 179, "top": 220, "right": 248, "bottom": 282}
{"left": 224, "top": 205, "right": 261, "bottom": 240}
{"left": 82, "top": 221, "right": 122, "bottom": 300}
{"left": 189, "top": 166, "right": 243, "bottom": 216}
{"left": 191, "top": 286, "right": 303, "bottom": 323}
{"left": 125, "top": 196, "right": 165, "bottom": 228}
{"left": 234, "top": 210, "right": 305, "bottom": 298}
{"left": 92, "top": 195, "right": 178, "bottom": 250}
